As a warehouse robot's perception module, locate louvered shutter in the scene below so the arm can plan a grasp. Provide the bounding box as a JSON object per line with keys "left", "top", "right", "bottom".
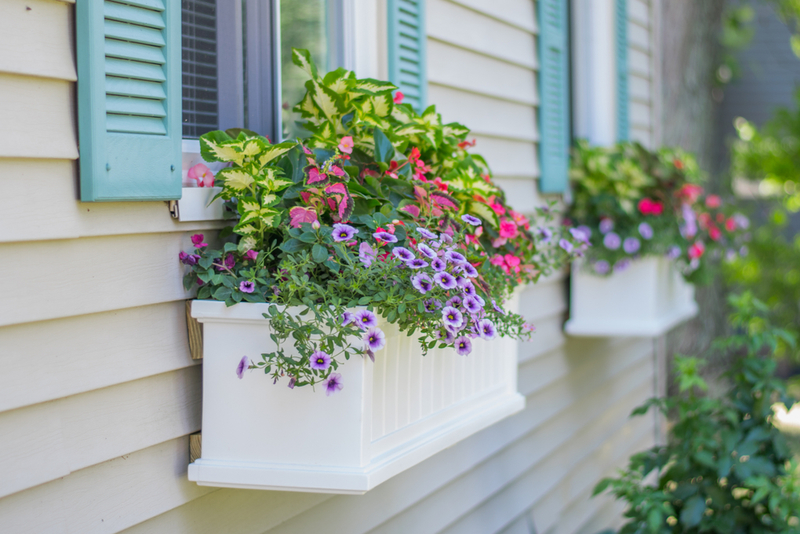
{"left": 77, "top": 0, "right": 182, "bottom": 202}
{"left": 387, "top": 0, "right": 427, "bottom": 111}
{"left": 538, "top": 0, "right": 571, "bottom": 193}
{"left": 616, "top": 0, "right": 630, "bottom": 141}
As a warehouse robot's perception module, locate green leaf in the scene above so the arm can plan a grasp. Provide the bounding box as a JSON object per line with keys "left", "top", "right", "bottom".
{"left": 280, "top": 238, "right": 305, "bottom": 253}
{"left": 311, "top": 244, "right": 328, "bottom": 263}
{"left": 647, "top": 508, "right": 663, "bottom": 533}
{"left": 212, "top": 286, "right": 232, "bottom": 301}
{"left": 298, "top": 231, "right": 318, "bottom": 243}
{"left": 373, "top": 128, "right": 395, "bottom": 164}
{"left": 679, "top": 496, "right": 705, "bottom": 528}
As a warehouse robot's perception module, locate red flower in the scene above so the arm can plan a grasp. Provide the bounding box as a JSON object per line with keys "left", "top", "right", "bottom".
{"left": 674, "top": 158, "right": 684, "bottom": 170}
{"left": 458, "top": 139, "right": 476, "bottom": 149}
{"left": 393, "top": 91, "right": 404, "bottom": 104}
{"left": 638, "top": 198, "right": 664, "bottom": 216}
{"left": 688, "top": 241, "right": 705, "bottom": 259}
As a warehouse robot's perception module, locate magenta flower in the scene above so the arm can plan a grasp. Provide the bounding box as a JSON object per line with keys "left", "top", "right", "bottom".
{"left": 638, "top": 222, "right": 654, "bottom": 240}
{"left": 446, "top": 295, "right": 463, "bottom": 308}
{"left": 332, "top": 223, "right": 358, "bottom": 242}
{"left": 412, "top": 273, "right": 433, "bottom": 293}
{"left": 594, "top": 260, "right": 610, "bottom": 275}
{"left": 458, "top": 263, "right": 479, "bottom": 278}
{"left": 416, "top": 227, "right": 437, "bottom": 240}
{"left": 623, "top": 237, "right": 641, "bottom": 254}
{"left": 244, "top": 249, "right": 258, "bottom": 261}
{"left": 392, "top": 247, "right": 415, "bottom": 261}
{"left": 239, "top": 280, "right": 255, "bottom": 293}
{"left": 463, "top": 296, "right": 482, "bottom": 314}
{"left": 354, "top": 310, "right": 378, "bottom": 330}
{"left": 445, "top": 251, "right": 467, "bottom": 264}
{"left": 325, "top": 373, "right": 343, "bottom": 396}
{"left": 310, "top": 350, "right": 331, "bottom": 370}
{"left": 417, "top": 243, "right": 437, "bottom": 259}
{"left": 454, "top": 336, "right": 473, "bottom": 356}
{"left": 363, "top": 327, "right": 386, "bottom": 351}
{"left": 599, "top": 218, "right": 614, "bottom": 234}
{"left": 603, "top": 232, "right": 621, "bottom": 250}
{"left": 406, "top": 258, "right": 428, "bottom": 269}
{"left": 431, "top": 258, "right": 447, "bottom": 272}
{"left": 236, "top": 356, "right": 250, "bottom": 379}
{"left": 373, "top": 231, "right": 398, "bottom": 243}
{"left": 191, "top": 233, "right": 208, "bottom": 247}
{"left": 461, "top": 214, "right": 482, "bottom": 226}
{"left": 558, "top": 239, "right": 574, "bottom": 253}
{"left": 216, "top": 253, "right": 235, "bottom": 271}
{"left": 359, "top": 242, "right": 376, "bottom": 267}
{"left": 434, "top": 272, "right": 458, "bottom": 289}
{"left": 477, "top": 318, "right": 497, "bottom": 340}
{"left": 442, "top": 306, "right": 464, "bottom": 329}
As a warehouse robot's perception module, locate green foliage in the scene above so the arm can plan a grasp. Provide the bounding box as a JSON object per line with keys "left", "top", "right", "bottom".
{"left": 594, "top": 294, "right": 800, "bottom": 533}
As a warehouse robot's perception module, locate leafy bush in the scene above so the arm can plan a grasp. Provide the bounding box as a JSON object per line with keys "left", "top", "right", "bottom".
{"left": 594, "top": 293, "right": 800, "bottom": 533}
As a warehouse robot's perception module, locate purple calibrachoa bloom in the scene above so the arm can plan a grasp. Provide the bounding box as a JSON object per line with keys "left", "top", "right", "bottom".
{"left": 594, "top": 260, "right": 610, "bottom": 275}
{"left": 454, "top": 336, "right": 473, "bottom": 356}
{"left": 191, "top": 233, "right": 208, "bottom": 247}
{"left": 537, "top": 227, "right": 553, "bottom": 243}
{"left": 325, "top": 373, "right": 343, "bottom": 396}
{"left": 406, "top": 258, "right": 428, "bottom": 269}
{"left": 236, "top": 356, "right": 250, "bottom": 379}
{"left": 461, "top": 280, "right": 476, "bottom": 296}
{"left": 416, "top": 227, "right": 437, "bottom": 240}
{"left": 244, "top": 249, "right": 258, "bottom": 261}
{"left": 614, "top": 259, "right": 632, "bottom": 272}
{"left": 217, "top": 253, "right": 235, "bottom": 271}
{"left": 444, "top": 250, "right": 467, "bottom": 264}
{"left": 423, "top": 299, "right": 441, "bottom": 313}
{"left": 666, "top": 245, "right": 681, "bottom": 259}
{"left": 599, "top": 218, "right": 614, "bottom": 234}
{"left": 473, "top": 294, "right": 485, "bottom": 307}
{"left": 570, "top": 227, "right": 591, "bottom": 243}
{"left": 239, "top": 280, "right": 255, "bottom": 293}
{"left": 431, "top": 258, "right": 447, "bottom": 272}
{"left": 332, "top": 223, "right": 358, "bottom": 242}
{"left": 638, "top": 222, "right": 654, "bottom": 240}
{"left": 477, "top": 318, "right": 497, "bottom": 340}
{"left": 623, "top": 237, "right": 641, "bottom": 254}
{"left": 434, "top": 271, "right": 458, "bottom": 290}
{"left": 341, "top": 311, "right": 355, "bottom": 326}
{"left": 453, "top": 275, "right": 466, "bottom": 288}
{"left": 603, "top": 232, "right": 621, "bottom": 250}
{"left": 412, "top": 273, "right": 433, "bottom": 294}
{"left": 373, "top": 231, "right": 398, "bottom": 243}
{"left": 442, "top": 306, "right": 464, "bottom": 329}
{"left": 439, "top": 234, "right": 454, "bottom": 246}
{"left": 459, "top": 263, "right": 479, "bottom": 278}
{"left": 287, "top": 377, "right": 296, "bottom": 389}
{"left": 363, "top": 327, "right": 386, "bottom": 352}
{"left": 179, "top": 251, "right": 200, "bottom": 266}
{"left": 492, "top": 299, "right": 506, "bottom": 315}
{"left": 392, "top": 247, "right": 415, "bottom": 261}
{"left": 359, "top": 242, "right": 376, "bottom": 267}
{"left": 558, "top": 239, "right": 574, "bottom": 253}
{"left": 417, "top": 243, "right": 437, "bottom": 259}
{"left": 354, "top": 310, "right": 378, "bottom": 330}
{"left": 446, "top": 295, "right": 463, "bottom": 309}
{"left": 309, "top": 350, "right": 331, "bottom": 370}
{"left": 461, "top": 214, "right": 482, "bottom": 226}
{"left": 463, "top": 296, "right": 482, "bottom": 314}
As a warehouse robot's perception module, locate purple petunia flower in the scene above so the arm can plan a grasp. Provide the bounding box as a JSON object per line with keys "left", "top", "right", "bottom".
{"left": 434, "top": 271, "right": 458, "bottom": 290}
{"left": 594, "top": 260, "right": 610, "bottom": 275}
{"left": 359, "top": 242, "right": 376, "bottom": 267}
{"left": 332, "top": 223, "right": 358, "bottom": 242}
{"left": 445, "top": 250, "right": 467, "bottom": 264}
{"left": 473, "top": 294, "right": 485, "bottom": 307}
{"left": 236, "top": 356, "right": 250, "bottom": 379}
{"left": 446, "top": 295, "right": 463, "bottom": 309}
{"left": 458, "top": 263, "right": 479, "bottom": 278}
{"left": 492, "top": 299, "right": 506, "bottom": 315}
{"left": 559, "top": 239, "right": 574, "bottom": 253}
{"left": 477, "top": 318, "right": 497, "bottom": 340}
{"left": 431, "top": 257, "right": 447, "bottom": 272}
{"left": 354, "top": 310, "right": 378, "bottom": 330}
{"left": 392, "top": 247, "right": 415, "bottom": 261}
{"left": 638, "top": 222, "right": 654, "bottom": 240}
{"left": 461, "top": 280, "right": 476, "bottom": 296}
{"left": 537, "top": 227, "right": 553, "bottom": 243}
{"left": 599, "top": 218, "right": 614, "bottom": 234}
{"left": 424, "top": 299, "right": 441, "bottom": 313}
{"left": 416, "top": 227, "right": 437, "bottom": 240}
{"left": 614, "top": 259, "right": 632, "bottom": 272}
{"left": 454, "top": 336, "right": 473, "bottom": 356}
{"left": 363, "top": 327, "right": 386, "bottom": 352}
{"left": 436, "top": 328, "right": 456, "bottom": 344}
{"left": 417, "top": 243, "right": 437, "bottom": 259}
{"left": 310, "top": 350, "right": 331, "bottom": 370}
{"left": 461, "top": 214, "right": 482, "bottom": 226}
{"left": 191, "top": 233, "right": 208, "bottom": 247}
{"left": 439, "top": 234, "right": 454, "bottom": 246}
{"left": 412, "top": 273, "right": 433, "bottom": 294}
{"left": 740, "top": 245, "right": 749, "bottom": 257}
{"left": 287, "top": 377, "right": 296, "bottom": 389}
{"left": 603, "top": 232, "right": 621, "bottom": 250}
{"left": 179, "top": 251, "right": 201, "bottom": 266}
{"left": 342, "top": 311, "right": 355, "bottom": 326}
{"left": 733, "top": 213, "right": 750, "bottom": 230}
{"left": 239, "top": 280, "right": 255, "bottom": 293}
{"left": 325, "top": 373, "right": 343, "bottom": 396}
{"left": 463, "top": 296, "right": 482, "bottom": 314}
{"left": 453, "top": 275, "right": 466, "bottom": 288}
{"left": 623, "top": 237, "right": 641, "bottom": 254}
{"left": 442, "top": 306, "right": 464, "bottom": 329}
{"left": 406, "top": 258, "right": 428, "bottom": 269}
{"left": 374, "top": 231, "right": 398, "bottom": 243}
{"left": 570, "top": 226, "right": 591, "bottom": 243}
{"left": 667, "top": 245, "right": 681, "bottom": 259}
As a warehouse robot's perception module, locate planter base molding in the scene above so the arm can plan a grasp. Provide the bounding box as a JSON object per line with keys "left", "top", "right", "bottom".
{"left": 188, "top": 299, "right": 525, "bottom": 494}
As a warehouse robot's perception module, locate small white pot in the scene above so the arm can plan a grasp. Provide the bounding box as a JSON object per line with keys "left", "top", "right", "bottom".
{"left": 188, "top": 296, "right": 525, "bottom": 494}
{"left": 564, "top": 256, "right": 698, "bottom": 337}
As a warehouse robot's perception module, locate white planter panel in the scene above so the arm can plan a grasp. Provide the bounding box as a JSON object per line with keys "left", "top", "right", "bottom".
{"left": 174, "top": 187, "right": 225, "bottom": 222}
{"left": 564, "top": 257, "right": 698, "bottom": 337}
{"left": 188, "top": 297, "right": 525, "bottom": 494}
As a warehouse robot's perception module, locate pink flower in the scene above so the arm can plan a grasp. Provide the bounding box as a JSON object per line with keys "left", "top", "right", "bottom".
{"left": 191, "top": 234, "right": 208, "bottom": 247}
{"left": 187, "top": 163, "right": 214, "bottom": 187}
{"left": 490, "top": 255, "right": 506, "bottom": 267}
{"left": 638, "top": 198, "right": 664, "bottom": 216}
{"left": 393, "top": 91, "right": 404, "bottom": 104}
{"left": 705, "top": 195, "right": 722, "bottom": 209}
{"left": 678, "top": 184, "right": 703, "bottom": 204}
{"left": 499, "top": 220, "right": 518, "bottom": 239}
{"left": 338, "top": 136, "right": 354, "bottom": 154}
{"left": 688, "top": 241, "right": 705, "bottom": 259}
{"left": 490, "top": 203, "right": 506, "bottom": 216}
{"left": 244, "top": 250, "right": 258, "bottom": 261}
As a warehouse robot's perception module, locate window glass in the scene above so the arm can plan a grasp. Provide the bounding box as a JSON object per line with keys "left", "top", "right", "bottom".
{"left": 182, "top": 0, "right": 219, "bottom": 138}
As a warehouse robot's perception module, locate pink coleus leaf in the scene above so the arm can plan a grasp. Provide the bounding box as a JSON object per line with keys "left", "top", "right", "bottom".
{"left": 307, "top": 167, "right": 328, "bottom": 185}
{"left": 328, "top": 165, "right": 346, "bottom": 177}
{"left": 400, "top": 204, "right": 421, "bottom": 218}
{"left": 289, "top": 206, "right": 318, "bottom": 228}
{"left": 430, "top": 193, "right": 458, "bottom": 210}
{"left": 325, "top": 183, "right": 347, "bottom": 195}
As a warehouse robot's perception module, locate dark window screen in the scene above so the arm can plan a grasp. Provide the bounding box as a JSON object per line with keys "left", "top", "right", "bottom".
{"left": 182, "top": 0, "right": 218, "bottom": 138}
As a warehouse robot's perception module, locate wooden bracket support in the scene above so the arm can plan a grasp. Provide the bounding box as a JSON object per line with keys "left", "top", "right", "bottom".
{"left": 189, "top": 432, "right": 202, "bottom": 463}
{"left": 185, "top": 300, "right": 203, "bottom": 360}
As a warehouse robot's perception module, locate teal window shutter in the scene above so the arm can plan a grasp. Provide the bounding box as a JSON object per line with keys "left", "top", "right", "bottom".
{"left": 387, "top": 0, "right": 427, "bottom": 111}
{"left": 616, "top": 0, "right": 630, "bottom": 141}
{"left": 76, "top": 0, "right": 182, "bottom": 202}
{"left": 538, "top": 0, "right": 571, "bottom": 193}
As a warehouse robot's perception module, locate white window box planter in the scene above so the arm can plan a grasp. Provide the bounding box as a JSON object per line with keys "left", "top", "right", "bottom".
{"left": 564, "top": 257, "right": 698, "bottom": 337}
{"left": 187, "top": 297, "right": 525, "bottom": 494}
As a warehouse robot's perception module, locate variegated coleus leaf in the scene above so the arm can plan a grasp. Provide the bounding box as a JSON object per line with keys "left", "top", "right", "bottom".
{"left": 351, "top": 78, "right": 397, "bottom": 95}
{"left": 200, "top": 133, "right": 266, "bottom": 166}
{"left": 368, "top": 93, "right": 393, "bottom": 118}
{"left": 257, "top": 142, "right": 296, "bottom": 169}
{"left": 215, "top": 168, "right": 255, "bottom": 195}
{"left": 443, "top": 122, "right": 470, "bottom": 139}
{"left": 296, "top": 91, "right": 321, "bottom": 121}
{"left": 292, "top": 48, "right": 318, "bottom": 79}
{"left": 467, "top": 201, "right": 499, "bottom": 228}
{"left": 420, "top": 105, "right": 441, "bottom": 127}
{"left": 391, "top": 104, "right": 415, "bottom": 124}
{"left": 311, "top": 81, "right": 344, "bottom": 121}
{"left": 322, "top": 68, "right": 354, "bottom": 94}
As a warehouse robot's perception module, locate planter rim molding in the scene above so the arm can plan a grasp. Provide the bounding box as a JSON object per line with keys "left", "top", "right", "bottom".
{"left": 564, "top": 256, "right": 699, "bottom": 338}
{"left": 188, "top": 299, "right": 525, "bottom": 494}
